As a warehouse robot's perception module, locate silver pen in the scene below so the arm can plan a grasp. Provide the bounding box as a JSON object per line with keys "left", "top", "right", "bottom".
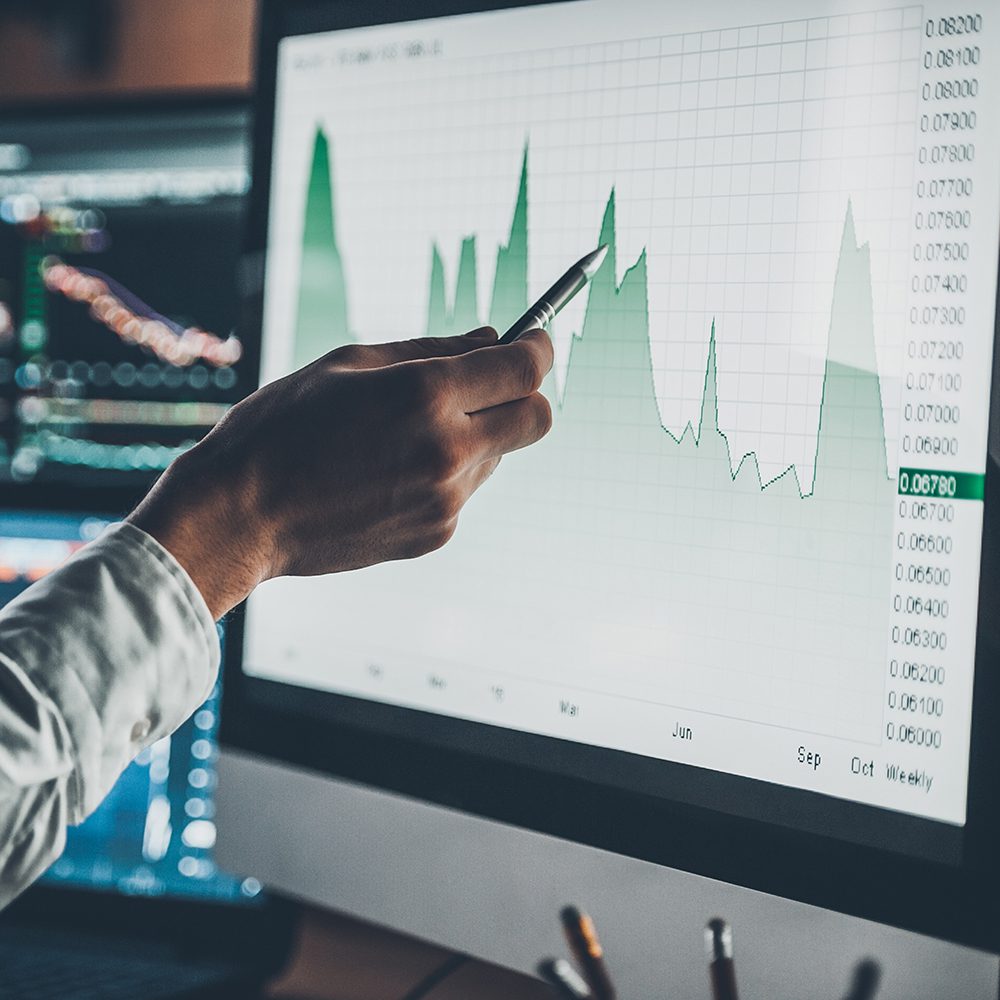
{"left": 497, "top": 244, "right": 609, "bottom": 344}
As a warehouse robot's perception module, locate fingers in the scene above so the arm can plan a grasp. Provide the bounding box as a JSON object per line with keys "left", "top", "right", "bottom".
{"left": 467, "top": 391, "right": 553, "bottom": 462}
{"left": 444, "top": 328, "right": 554, "bottom": 412}
{"left": 329, "top": 328, "right": 497, "bottom": 370}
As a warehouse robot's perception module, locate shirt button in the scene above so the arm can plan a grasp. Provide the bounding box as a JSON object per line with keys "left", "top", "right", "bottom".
{"left": 131, "top": 719, "right": 152, "bottom": 744}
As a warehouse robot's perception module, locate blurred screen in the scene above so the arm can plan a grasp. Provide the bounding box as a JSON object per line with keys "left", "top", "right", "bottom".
{"left": 0, "top": 105, "right": 250, "bottom": 486}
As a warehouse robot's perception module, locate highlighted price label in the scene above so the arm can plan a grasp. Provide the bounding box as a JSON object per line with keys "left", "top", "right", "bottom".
{"left": 898, "top": 468, "right": 985, "bottom": 501}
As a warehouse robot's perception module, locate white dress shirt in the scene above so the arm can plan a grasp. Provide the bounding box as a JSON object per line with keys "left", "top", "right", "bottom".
{"left": 0, "top": 522, "right": 219, "bottom": 909}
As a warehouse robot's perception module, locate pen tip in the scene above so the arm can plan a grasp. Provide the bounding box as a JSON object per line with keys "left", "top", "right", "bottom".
{"left": 578, "top": 244, "right": 609, "bottom": 279}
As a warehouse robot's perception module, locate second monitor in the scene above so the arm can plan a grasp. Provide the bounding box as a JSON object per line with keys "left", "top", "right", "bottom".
{"left": 0, "top": 101, "right": 251, "bottom": 486}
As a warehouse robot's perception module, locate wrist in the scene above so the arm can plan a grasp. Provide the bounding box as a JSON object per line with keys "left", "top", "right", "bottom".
{"left": 128, "top": 442, "right": 271, "bottom": 620}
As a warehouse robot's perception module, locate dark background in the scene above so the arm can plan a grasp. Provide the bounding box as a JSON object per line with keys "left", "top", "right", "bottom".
{"left": 0, "top": 2, "right": 255, "bottom": 104}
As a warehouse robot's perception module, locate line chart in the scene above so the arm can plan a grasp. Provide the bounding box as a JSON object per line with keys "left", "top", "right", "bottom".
{"left": 293, "top": 127, "right": 892, "bottom": 501}
{"left": 42, "top": 259, "right": 243, "bottom": 368}
{"left": 259, "top": 128, "right": 895, "bottom": 755}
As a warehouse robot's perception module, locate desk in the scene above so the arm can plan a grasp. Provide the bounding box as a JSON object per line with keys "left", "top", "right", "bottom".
{"left": 264, "top": 905, "right": 551, "bottom": 1000}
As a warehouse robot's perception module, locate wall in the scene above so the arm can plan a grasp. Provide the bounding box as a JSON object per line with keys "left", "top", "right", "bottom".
{"left": 0, "top": 0, "right": 256, "bottom": 103}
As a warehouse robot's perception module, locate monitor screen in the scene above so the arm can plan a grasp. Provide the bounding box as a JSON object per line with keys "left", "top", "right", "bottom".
{"left": 229, "top": 0, "right": 1000, "bottom": 941}
{"left": 0, "top": 104, "right": 251, "bottom": 486}
{"left": 0, "top": 510, "right": 259, "bottom": 903}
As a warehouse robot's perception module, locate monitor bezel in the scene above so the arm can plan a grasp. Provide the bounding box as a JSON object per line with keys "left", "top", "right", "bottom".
{"left": 222, "top": 0, "right": 1000, "bottom": 950}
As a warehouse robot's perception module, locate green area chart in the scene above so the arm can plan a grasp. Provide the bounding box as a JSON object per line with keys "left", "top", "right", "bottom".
{"left": 291, "top": 128, "right": 350, "bottom": 370}
{"left": 293, "top": 124, "right": 899, "bottom": 502}
{"left": 288, "top": 123, "right": 958, "bottom": 733}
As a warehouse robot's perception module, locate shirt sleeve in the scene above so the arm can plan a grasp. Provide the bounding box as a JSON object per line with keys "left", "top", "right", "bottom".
{"left": 0, "top": 522, "right": 220, "bottom": 909}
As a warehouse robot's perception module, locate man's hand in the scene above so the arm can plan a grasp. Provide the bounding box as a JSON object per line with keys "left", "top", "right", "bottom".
{"left": 128, "top": 327, "right": 553, "bottom": 619}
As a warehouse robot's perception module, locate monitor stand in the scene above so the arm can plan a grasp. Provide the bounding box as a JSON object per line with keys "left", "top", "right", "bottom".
{"left": 219, "top": 751, "right": 1000, "bottom": 999}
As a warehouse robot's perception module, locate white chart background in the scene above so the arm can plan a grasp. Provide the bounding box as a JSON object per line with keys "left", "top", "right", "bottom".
{"left": 263, "top": 0, "right": 922, "bottom": 486}
{"left": 249, "top": 0, "right": 1000, "bottom": 825}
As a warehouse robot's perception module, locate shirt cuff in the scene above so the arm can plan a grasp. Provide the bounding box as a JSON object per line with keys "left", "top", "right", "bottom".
{"left": 0, "top": 521, "right": 220, "bottom": 822}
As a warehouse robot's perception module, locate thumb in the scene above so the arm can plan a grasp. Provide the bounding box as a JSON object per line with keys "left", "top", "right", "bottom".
{"left": 329, "top": 327, "right": 498, "bottom": 370}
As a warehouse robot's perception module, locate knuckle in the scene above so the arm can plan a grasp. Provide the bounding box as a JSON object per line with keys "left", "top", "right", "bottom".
{"left": 400, "top": 518, "right": 457, "bottom": 560}
{"left": 328, "top": 343, "right": 365, "bottom": 367}
{"left": 509, "top": 344, "right": 544, "bottom": 396}
{"left": 533, "top": 393, "right": 554, "bottom": 438}
{"left": 426, "top": 518, "right": 458, "bottom": 553}
{"left": 420, "top": 434, "right": 464, "bottom": 483}
{"left": 425, "top": 484, "right": 464, "bottom": 527}
{"left": 403, "top": 363, "right": 448, "bottom": 418}
{"left": 474, "top": 456, "right": 502, "bottom": 489}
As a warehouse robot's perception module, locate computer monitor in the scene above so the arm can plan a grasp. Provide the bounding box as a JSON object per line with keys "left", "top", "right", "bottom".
{"left": 0, "top": 508, "right": 259, "bottom": 903}
{"left": 219, "top": 1, "right": 1000, "bottom": 993}
{"left": 0, "top": 100, "right": 252, "bottom": 488}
